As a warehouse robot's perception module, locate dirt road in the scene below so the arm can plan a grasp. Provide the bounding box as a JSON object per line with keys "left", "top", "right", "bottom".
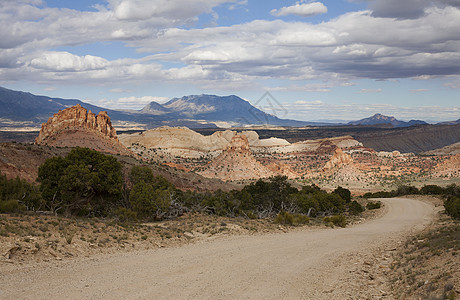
{"left": 0, "top": 198, "right": 436, "bottom": 299}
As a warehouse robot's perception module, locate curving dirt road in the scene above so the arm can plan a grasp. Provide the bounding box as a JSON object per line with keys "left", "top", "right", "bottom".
{"left": 0, "top": 198, "right": 436, "bottom": 299}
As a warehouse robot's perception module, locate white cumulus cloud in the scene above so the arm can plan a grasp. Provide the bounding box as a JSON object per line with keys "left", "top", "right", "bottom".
{"left": 271, "top": 1, "right": 327, "bottom": 17}
{"left": 87, "top": 96, "right": 169, "bottom": 110}
{"left": 29, "top": 52, "right": 109, "bottom": 71}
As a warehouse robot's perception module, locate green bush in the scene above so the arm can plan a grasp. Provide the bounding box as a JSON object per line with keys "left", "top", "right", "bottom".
{"left": 0, "top": 199, "right": 23, "bottom": 213}
{"left": 420, "top": 184, "right": 445, "bottom": 195}
{"left": 274, "top": 211, "right": 309, "bottom": 226}
{"left": 366, "top": 201, "right": 382, "bottom": 210}
{"left": 323, "top": 215, "right": 347, "bottom": 227}
{"left": 348, "top": 200, "right": 364, "bottom": 215}
{"left": 363, "top": 191, "right": 393, "bottom": 198}
{"left": 444, "top": 197, "right": 460, "bottom": 220}
{"left": 333, "top": 186, "right": 351, "bottom": 203}
{"left": 114, "top": 207, "right": 138, "bottom": 223}
{"left": 395, "top": 185, "right": 419, "bottom": 196}
{"left": 129, "top": 165, "right": 155, "bottom": 186}
{"left": 129, "top": 182, "right": 172, "bottom": 220}
{"left": 38, "top": 148, "right": 123, "bottom": 216}
{"left": 0, "top": 173, "right": 43, "bottom": 211}
{"left": 241, "top": 176, "right": 298, "bottom": 216}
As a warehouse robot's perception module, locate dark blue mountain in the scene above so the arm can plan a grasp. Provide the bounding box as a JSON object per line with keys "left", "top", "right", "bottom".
{"left": 437, "top": 118, "right": 460, "bottom": 125}
{"left": 0, "top": 86, "right": 206, "bottom": 129}
{"left": 160, "top": 94, "right": 311, "bottom": 126}
{"left": 0, "top": 87, "right": 316, "bottom": 129}
{"left": 347, "top": 113, "right": 428, "bottom": 128}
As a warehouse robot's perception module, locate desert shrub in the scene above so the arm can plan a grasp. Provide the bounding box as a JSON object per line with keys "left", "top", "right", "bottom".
{"left": 129, "top": 165, "right": 155, "bottom": 186}
{"left": 444, "top": 197, "right": 460, "bottom": 220}
{"left": 290, "top": 193, "right": 320, "bottom": 216}
{"left": 323, "top": 215, "right": 347, "bottom": 227}
{"left": 420, "top": 184, "right": 445, "bottom": 195}
{"left": 0, "top": 199, "right": 23, "bottom": 213}
{"left": 363, "top": 191, "right": 393, "bottom": 198}
{"left": 292, "top": 214, "right": 310, "bottom": 225}
{"left": 38, "top": 147, "right": 123, "bottom": 216}
{"left": 395, "top": 185, "right": 419, "bottom": 196}
{"left": 301, "top": 184, "right": 322, "bottom": 194}
{"left": 0, "top": 173, "right": 43, "bottom": 211}
{"left": 444, "top": 184, "right": 460, "bottom": 197}
{"left": 113, "top": 207, "right": 138, "bottom": 223}
{"left": 366, "top": 201, "right": 382, "bottom": 210}
{"left": 241, "top": 176, "right": 298, "bottom": 217}
{"left": 333, "top": 186, "right": 351, "bottom": 203}
{"left": 129, "top": 182, "right": 173, "bottom": 220}
{"left": 317, "top": 192, "right": 346, "bottom": 213}
{"left": 348, "top": 200, "right": 364, "bottom": 215}
{"left": 274, "top": 211, "right": 309, "bottom": 226}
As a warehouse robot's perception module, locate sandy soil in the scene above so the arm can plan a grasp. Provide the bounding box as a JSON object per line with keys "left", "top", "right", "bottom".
{"left": 0, "top": 198, "right": 436, "bottom": 299}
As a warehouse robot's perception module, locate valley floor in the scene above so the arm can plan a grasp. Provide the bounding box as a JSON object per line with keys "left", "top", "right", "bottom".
{"left": 0, "top": 197, "right": 441, "bottom": 299}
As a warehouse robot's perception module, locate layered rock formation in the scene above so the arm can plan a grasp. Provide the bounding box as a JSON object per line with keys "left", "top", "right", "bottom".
{"left": 266, "top": 163, "right": 299, "bottom": 179}
{"left": 197, "top": 134, "right": 275, "bottom": 181}
{"left": 119, "top": 126, "right": 236, "bottom": 153}
{"left": 119, "top": 126, "right": 290, "bottom": 154}
{"left": 35, "top": 105, "right": 132, "bottom": 156}
{"left": 320, "top": 148, "right": 368, "bottom": 183}
{"left": 323, "top": 148, "right": 353, "bottom": 170}
{"left": 251, "top": 136, "right": 362, "bottom": 154}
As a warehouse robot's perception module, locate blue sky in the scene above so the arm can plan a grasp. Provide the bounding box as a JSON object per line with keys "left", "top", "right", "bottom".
{"left": 1, "top": 0, "right": 459, "bottom": 122}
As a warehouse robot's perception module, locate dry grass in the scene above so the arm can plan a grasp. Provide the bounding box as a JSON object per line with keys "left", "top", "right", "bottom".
{"left": 0, "top": 212, "right": 295, "bottom": 264}
{"left": 389, "top": 215, "right": 459, "bottom": 299}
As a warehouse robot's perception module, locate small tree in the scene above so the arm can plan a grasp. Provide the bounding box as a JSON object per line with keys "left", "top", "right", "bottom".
{"left": 348, "top": 200, "right": 364, "bottom": 215}
{"left": 38, "top": 148, "right": 122, "bottom": 216}
{"left": 333, "top": 186, "right": 351, "bottom": 203}
{"left": 444, "top": 197, "right": 460, "bottom": 220}
{"left": 129, "top": 165, "right": 155, "bottom": 186}
{"left": 129, "top": 182, "right": 172, "bottom": 220}
{"left": 0, "top": 173, "right": 42, "bottom": 212}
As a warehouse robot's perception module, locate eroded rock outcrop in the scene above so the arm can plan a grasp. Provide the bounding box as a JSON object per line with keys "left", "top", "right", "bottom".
{"left": 35, "top": 104, "right": 132, "bottom": 156}
{"left": 197, "top": 134, "right": 275, "bottom": 181}
{"left": 323, "top": 148, "right": 353, "bottom": 170}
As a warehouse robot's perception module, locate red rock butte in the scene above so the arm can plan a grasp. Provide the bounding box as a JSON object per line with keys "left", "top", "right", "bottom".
{"left": 35, "top": 104, "right": 132, "bottom": 156}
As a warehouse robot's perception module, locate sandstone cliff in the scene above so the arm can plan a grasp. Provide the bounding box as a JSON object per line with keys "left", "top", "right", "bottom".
{"left": 35, "top": 104, "right": 132, "bottom": 156}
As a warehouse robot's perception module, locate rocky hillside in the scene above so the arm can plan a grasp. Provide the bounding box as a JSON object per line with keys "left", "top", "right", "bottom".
{"left": 423, "top": 141, "right": 460, "bottom": 155}
{"left": 35, "top": 104, "right": 133, "bottom": 156}
{"left": 197, "top": 134, "right": 276, "bottom": 181}
{"left": 432, "top": 154, "right": 460, "bottom": 178}
{"left": 358, "top": 124, "right": 460, "bottom": 153}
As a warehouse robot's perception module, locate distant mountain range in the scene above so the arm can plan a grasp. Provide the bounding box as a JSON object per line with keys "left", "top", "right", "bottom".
{"left": 347, "top": 113, "right": 428, "bottom": 128}
{"left": 0, "top": 86, "right": 457, "bottom": 130}
{"left": 0, "top": 87, "right": 318, "bottom": 129}
{"left": 437, "top": 119, "right": 460, "bottom": 125}
{"left": 141, "top": 94, "right": 313, "bottom": 127}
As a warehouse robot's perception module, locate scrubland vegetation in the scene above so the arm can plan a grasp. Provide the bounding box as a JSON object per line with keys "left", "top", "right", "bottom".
{"left": 1, "top": 148, "right": 366, "bottom": 226}
{"left": 389, "top": 215, "right": 459, "bottom": 299}
{"left": 2, "top": 147, "right": 459, "bottom": 226}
